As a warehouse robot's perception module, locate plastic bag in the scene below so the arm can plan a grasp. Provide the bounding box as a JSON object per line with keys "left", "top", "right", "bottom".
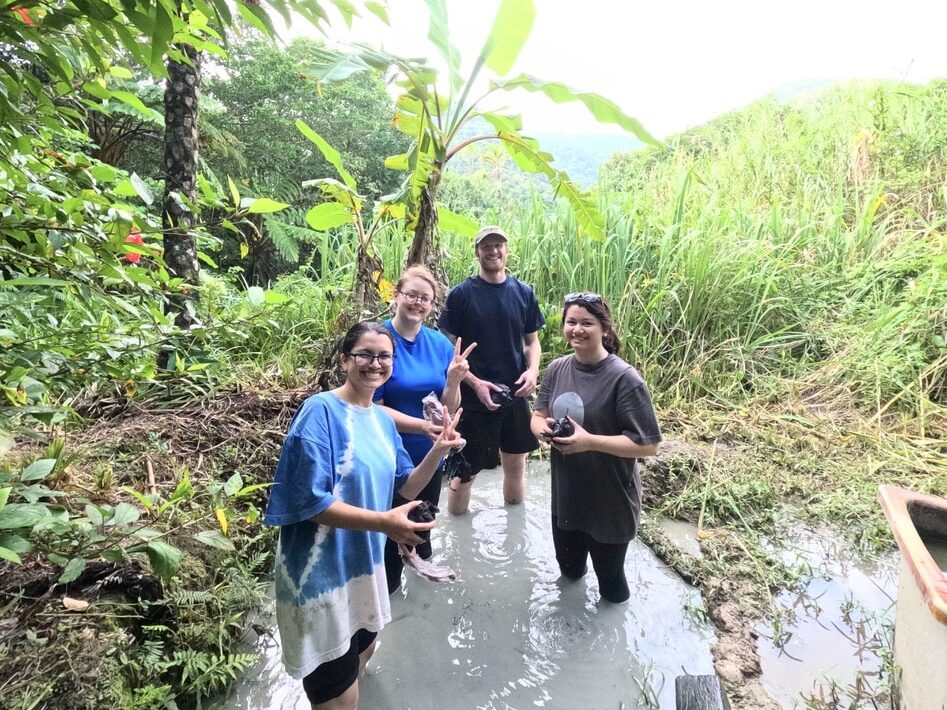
{"left": 421, "top": 391, "right": 444, "bottom": 425}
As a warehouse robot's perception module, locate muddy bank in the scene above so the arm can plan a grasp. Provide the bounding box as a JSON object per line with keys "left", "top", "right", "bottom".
{"left": 641, "top": 439, "right": 779, "bottom": 707}
{"left": 640, "top": 440, "right": 898, "bottom": 709}
{"left": 0, "top": 384, "right": 322, "bottom": 708}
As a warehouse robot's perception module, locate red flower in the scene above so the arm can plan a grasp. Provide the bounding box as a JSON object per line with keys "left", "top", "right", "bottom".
{"left": 11, "top": 6, "right": 34, "bottom": 26}
{"left": 124, "top": 230, "right": 144, "bottom": 264}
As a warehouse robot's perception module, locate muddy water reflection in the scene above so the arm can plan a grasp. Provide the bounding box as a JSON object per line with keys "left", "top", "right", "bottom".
{"left": 220, "top": 461, "right": 716, "bottom": 709}
{"left": 756, "top": 523, "right": 898, "bottom": 708}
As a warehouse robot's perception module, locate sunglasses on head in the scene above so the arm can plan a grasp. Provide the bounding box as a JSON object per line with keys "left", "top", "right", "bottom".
{"left": 564, "top": 292, "right": 604, "bottom": 306}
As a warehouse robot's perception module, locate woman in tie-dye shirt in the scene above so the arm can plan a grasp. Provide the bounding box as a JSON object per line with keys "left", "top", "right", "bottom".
{"left": 264, "top": 321, "right": 464, "bottom": 708}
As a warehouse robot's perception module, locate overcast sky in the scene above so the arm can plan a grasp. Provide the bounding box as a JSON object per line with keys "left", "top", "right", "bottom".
{"left": 295, "top": 0, "right": 947, "bottom": 138}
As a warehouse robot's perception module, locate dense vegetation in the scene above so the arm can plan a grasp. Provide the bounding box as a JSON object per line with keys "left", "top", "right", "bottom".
{"left": 1, "top": 0, "right": 944, "bottom": 705}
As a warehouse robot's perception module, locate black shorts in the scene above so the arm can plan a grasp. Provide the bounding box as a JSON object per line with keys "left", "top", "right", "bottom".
{"left": 301, "top": 629, "right": 377, "bottom": 704}
{"left": 458, "top": 397, "right": 539, "bottom": 476}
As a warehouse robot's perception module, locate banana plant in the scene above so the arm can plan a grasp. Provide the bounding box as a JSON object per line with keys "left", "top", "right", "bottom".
{"left": 303, "top": 0, "right": 661, "bottom": 287}
{"left": 297, "top": 120, "right": 401, "bottom": 310}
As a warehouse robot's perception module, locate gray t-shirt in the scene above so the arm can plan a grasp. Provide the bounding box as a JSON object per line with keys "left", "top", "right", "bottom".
{"left": 536, "top": 353, "right": 662, "bottom": 544}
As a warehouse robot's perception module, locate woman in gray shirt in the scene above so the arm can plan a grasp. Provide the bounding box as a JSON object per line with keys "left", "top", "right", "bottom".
{"left": 531, "top": 293, "right": 662, "bottom": 603}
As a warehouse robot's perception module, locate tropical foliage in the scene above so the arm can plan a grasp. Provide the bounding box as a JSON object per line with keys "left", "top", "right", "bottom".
{"left": 2, "top": 0, "right": 946, "bottom": 706}
{"left": 304, "top": 0, "right": 659, "bottom": 285}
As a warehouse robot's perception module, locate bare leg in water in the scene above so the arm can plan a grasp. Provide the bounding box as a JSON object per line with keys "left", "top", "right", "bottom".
{"left": 448, "top": 451, "right": 526, "bottom": 514}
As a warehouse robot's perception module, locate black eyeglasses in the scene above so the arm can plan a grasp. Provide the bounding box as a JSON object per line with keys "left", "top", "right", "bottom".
{"left": 345, "top": 351, "right": 395, "bottom": 366}
{"left": 564, "top": 292, "right": 604, "bottom": 305}
{"left": 396, "top": 290, "right": 433, "bottom": 305}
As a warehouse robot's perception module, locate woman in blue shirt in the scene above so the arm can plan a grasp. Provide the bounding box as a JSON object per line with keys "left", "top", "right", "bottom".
{"left": 373, "top": 266, "right": 476, "bottom": 591}
{"left": 264, "top": 321, "right": 464, "bottom": 707}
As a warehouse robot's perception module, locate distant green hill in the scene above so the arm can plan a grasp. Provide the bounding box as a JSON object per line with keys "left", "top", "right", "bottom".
{"left": 530, "top": 131, "right": 643, "bottom": 187}
{"left": 446, "top": 118, "right": 642, "bottom": 188}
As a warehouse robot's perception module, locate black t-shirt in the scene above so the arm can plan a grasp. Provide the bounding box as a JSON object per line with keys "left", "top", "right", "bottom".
{"left": 437, "top": 275, "right": 545, "bottom": 410}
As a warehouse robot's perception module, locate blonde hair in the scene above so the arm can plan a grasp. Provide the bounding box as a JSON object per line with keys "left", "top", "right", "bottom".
{"left": 396, "top": 265, "right": 439, "bottom": 302}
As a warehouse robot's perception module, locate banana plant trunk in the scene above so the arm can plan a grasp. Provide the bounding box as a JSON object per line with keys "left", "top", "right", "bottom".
{"left": 405, "top": 168, "right": 448, "bottom": 297}
{"left": 161, "top": 40, "right": 201, "bottom": 333}
{"left": 354, "top": 245, "right": 382, "bottom": 313}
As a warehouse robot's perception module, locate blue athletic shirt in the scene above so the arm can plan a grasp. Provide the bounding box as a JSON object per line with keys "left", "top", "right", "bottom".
{"left": 372, "top": 320, "right": 455, "bottom": 465}
{"left": 264, "top": 391, "right": 414, "bottom": 678}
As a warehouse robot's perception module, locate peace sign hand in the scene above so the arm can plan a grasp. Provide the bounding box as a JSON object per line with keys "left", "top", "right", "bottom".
{"left": 446, "top": 338, "right": 477, "bottom": 388}
{"left": 432, "top": 405, "right": 465, "bottom": 454}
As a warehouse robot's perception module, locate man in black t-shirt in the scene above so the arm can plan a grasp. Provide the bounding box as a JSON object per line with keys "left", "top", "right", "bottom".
{"left": 438, "top": 226, "right": 545, "bottom": 514}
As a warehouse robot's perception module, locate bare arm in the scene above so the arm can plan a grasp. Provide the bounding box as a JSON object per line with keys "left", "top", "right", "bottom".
{"left": 443, "top": 330, "right": 500, "bottom": 410}
{"left": 530, "top": 408, "right": 553, "bottom": 440}
{"left": 397, "top": 434, "right": 454, "bottom": 500}
{"left": 440, "top": 379, "right": 461, "bottom": 414}
{"left": 551, "top": 417, "right": 659, "bottom": 458}
{"left": 581, "top": 433, "right": 659, "bottom": 458}
{"left": 312, "top": 500, "right": 432, "bottom": 546}
{"left": 377, "top": 401, "right": 435, "bottom": 437}
{"left": 441, "top": 338, "right": 475, "bottom": 413}
{"left": 514, "top": 331, "right": 542, "bottom": 397}
{"left": 313, "top": 407, "right": 464, "bottom": 544}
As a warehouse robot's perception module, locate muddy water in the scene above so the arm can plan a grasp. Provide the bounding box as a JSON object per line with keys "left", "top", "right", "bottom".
{"left": 219, "top": 461, "right": 716, "bottom": 709}
{"left": 755, "top": 523, "right": 898, "bottom": 708}
{"left": 925, "top": 537, "right": 947, "bottom": 572}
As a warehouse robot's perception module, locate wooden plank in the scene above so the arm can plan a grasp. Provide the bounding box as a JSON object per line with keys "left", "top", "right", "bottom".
{"left": 675, "top": 674, "right": 731, "bottom": 710}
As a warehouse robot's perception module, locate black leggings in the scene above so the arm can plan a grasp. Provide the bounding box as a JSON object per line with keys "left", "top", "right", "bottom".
{"left": 551, "top": 516, "right": 631, "bottom": 603}
{"left": 384, "top": 467, "right": 443, "bottom": 593}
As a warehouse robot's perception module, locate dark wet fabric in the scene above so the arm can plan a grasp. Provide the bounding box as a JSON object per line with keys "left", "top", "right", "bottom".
{"left": 301, "top": 629, "right": 376, "bottom": 704}
{"left": 552, "top": 516, "right": 630, "bottom": 603}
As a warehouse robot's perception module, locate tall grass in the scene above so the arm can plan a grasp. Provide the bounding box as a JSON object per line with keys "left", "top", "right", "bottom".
{"left": 207, "top": 79, "right": 944, "bottom": 433}
{"left": 433, "top": 80, "right": 946, "bottom": 430}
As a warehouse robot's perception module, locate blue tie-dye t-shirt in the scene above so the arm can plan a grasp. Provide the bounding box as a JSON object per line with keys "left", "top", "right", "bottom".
{"left": 264, "top": 391, "right": 414, "bottom": 678}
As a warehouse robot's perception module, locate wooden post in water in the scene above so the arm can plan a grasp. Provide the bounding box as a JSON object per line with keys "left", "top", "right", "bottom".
{"left": 675, "top": 675, "right": 731, "bottom": 710}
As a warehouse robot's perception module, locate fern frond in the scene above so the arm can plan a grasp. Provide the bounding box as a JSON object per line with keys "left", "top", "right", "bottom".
{"left": 168, "top": 589, "right": 215, "bottom": 606}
